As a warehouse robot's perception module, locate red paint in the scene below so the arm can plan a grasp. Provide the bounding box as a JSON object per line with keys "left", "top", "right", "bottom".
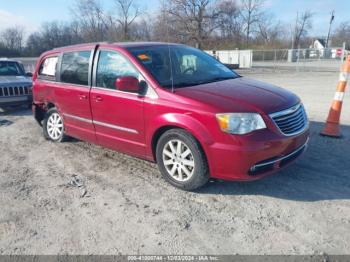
{"left": 90, "top": 86, "right": 146, "bottom": 157}
{"left": 116, "top": 76, "right": 140, "bottom": 92}
{"left": 33, "top": 42, "right": 309, "bottom": 181}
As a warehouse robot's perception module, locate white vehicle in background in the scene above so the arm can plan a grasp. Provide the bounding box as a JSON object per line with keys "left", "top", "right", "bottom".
{"left": 0, "top": 58, "right": 33, "bottom": 108}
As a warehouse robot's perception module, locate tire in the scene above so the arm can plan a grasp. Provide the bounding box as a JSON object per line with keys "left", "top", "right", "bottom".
{"left": 43, "top": 108, "right": 68, "bottom": 142}
{"left": 156, "top": 129, "right": 210, "bottom": 191}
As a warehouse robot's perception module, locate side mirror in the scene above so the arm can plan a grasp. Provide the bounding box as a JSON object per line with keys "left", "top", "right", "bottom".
{"left": 115, "top": 76, "right": 140, "bottom": 93}
{"left": 26, "top": 72, "right": 33, "bottom": 77}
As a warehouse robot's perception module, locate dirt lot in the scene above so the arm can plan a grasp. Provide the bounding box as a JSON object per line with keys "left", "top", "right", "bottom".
{"left": 0, "top": 70, "right": 349, "bottom": 255}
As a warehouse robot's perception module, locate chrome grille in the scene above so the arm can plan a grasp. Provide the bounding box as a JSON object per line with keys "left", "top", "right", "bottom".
{"left": 0, "top": 86, "right": 31, "bottom": 97}
{"left": 270, "top": 104, "right": 308, "bottom": 136}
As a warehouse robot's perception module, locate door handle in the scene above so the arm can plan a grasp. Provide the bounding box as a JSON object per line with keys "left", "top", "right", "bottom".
{"left": 94, "top": 96, "right": 103, "bottom": 102}
{"left": 78, "top": 94, "right": 88, "bottom": 100}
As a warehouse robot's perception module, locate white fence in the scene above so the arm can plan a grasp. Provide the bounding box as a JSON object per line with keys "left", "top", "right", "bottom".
{"left": 205, "top": 50, "right": 253, "bottom": 68}
{"left": 206, "top": 47, "right": 349, "bottom": 71}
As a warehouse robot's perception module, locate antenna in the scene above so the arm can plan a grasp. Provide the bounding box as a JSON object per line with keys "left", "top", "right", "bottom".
{"left": 168, "top": 43, "right": 175, "bottom": 93}
{"left": 162, "top": 0, "right": 174, "bottom": 93}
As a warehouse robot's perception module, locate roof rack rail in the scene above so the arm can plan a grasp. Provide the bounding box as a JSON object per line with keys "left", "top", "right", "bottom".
{"left": 52, "top": 42, "right": 112, "bottom": 50}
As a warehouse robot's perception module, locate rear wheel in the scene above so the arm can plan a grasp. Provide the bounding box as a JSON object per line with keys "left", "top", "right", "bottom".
{"left": 43, "top": 108, "right": 68, "bottom": 142}
{"left": 156, "top": 129, "right": 209, "bottom": 190}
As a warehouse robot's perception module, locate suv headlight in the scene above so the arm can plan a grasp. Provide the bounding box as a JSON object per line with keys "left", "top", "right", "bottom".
{"left": 216, "top": 113, "right": 266, "bottom": 135}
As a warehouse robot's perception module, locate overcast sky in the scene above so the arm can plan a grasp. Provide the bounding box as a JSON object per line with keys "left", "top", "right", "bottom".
{"left": 0, "top": 0, "right": 349, "bottom": 38}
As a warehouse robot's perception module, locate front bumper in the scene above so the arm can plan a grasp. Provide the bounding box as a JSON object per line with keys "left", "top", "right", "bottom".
{"left": 207, "top": 127, "right": 310, "bottom": 181}
{"left": 0, "top": 95, "right": 32, "bottom": 106}
{"left": 249, "top": 138, "right": 308, "bottom": 176}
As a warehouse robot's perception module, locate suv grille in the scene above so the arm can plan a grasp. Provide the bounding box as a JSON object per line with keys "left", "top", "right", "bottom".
{"left": 270, "top": 104, "right": 308, "bottom": 136}
{"left": 0, "top": 86, "right": 31, "bottom": 97}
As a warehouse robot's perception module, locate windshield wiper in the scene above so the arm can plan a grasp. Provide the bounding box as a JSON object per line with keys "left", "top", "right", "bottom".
{"left": 163, "top": 76, "right": 238, "bottom": 89}
{"left": 164, "top": 82, "right": 204, "bottom": 88}
{"left": 204, "top": 76, "right": 237, "bottom": 83}
{"left": 181, "top": 76, "right": 236, "bottom": 86}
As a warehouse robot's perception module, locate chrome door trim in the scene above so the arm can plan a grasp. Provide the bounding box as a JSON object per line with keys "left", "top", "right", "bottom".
{"left": 63, "top": 113, "right": 138, "bottom": 134}
{"left": 63, "top": 113, "right": 93, "bottom": 124}
{"left": 93, "top": 120, "right": 138, "bottom": 134}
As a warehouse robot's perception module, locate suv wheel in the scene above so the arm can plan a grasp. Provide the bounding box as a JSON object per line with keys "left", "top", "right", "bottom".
{"left": 156, "top": 129, "right": 209, "bottom": 190}
{"left": 43, "top": 108, "right": 68, "bottom": 142}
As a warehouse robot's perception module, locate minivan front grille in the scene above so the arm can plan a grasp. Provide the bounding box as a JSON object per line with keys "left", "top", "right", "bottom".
{"left": 0, "top": 86, "right": 31, "bottom": 97}
{"left": 270, "top": 104, "right": 308, "bottom": 136}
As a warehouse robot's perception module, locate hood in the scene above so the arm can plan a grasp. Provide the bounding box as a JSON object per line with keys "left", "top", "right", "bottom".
{"left": 0, "top": 75, "right": 32, "bottom": 87}
{"left": 175, "top": 77, "right": 300, "bottom": 114}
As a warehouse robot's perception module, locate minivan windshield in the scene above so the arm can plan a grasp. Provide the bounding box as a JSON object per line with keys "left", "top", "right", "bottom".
{"left": 0, "top": 61, "right": 25, "bottom": 76}
{"left": 127, "top": 45, "right": 239, "bottom": 89}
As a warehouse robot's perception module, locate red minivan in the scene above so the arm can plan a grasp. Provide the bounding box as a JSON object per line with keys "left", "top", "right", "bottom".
{"left": 32, "top": 42, "right": 309, "bottom": 190}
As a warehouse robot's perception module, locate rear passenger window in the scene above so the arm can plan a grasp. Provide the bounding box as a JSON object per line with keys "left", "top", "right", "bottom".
{"left": 38, "top": 56, "right": 58, "bottom": 79}
{"left": 60, "top": 51, "right": 91, "bottom": 86}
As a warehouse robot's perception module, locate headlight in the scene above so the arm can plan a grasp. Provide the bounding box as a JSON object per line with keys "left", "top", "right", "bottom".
{"left": 216, "top": 113, "right": 266, "bottom": 135}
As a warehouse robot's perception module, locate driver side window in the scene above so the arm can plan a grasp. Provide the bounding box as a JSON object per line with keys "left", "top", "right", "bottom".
{"left": 96, "top": 50, "right": 139, "bottom": 90}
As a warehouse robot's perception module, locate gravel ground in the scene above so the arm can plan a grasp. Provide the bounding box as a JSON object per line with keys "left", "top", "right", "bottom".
{"left": 0, "top": 70, "right": 349, "bottom": 255}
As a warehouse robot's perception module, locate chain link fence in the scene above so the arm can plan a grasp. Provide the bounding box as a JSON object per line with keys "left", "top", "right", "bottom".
{"left": 251, "top": 47, "right": 349, "bottom": 72}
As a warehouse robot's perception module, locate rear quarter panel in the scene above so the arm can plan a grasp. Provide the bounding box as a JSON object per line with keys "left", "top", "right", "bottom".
{"left": 32, "top": 52, "right": 61, "bottom": 107}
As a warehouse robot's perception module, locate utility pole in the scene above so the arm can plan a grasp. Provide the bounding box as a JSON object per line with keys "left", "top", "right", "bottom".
{"left": 326, "top": 10, "right": 335, "bottom": 48}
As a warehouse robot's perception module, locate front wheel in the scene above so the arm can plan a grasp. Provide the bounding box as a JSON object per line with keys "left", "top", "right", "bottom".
{"left": 43, "top": 108, "right": 68, "bottom": 142}
{"left": 156, "top": 129, "right": 209, "bottom": 191}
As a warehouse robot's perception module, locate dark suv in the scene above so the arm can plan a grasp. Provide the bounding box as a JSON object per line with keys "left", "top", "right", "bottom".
{"left": 0, "top": 58, "right": 33, "bottom": 108}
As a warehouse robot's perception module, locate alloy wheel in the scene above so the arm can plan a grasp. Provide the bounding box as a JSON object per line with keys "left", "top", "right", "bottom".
{"left": 162, "top": 139, "right": 195, "bottom": 182}
{"left": 47, "top": 112, "right": 63, "bottom": 140}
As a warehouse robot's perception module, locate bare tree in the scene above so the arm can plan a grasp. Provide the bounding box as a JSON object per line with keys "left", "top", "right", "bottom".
{"left": 164, "top": 0, "right": 219, "bottom": 48}
{"left": 240, "top": 0, "right": 265, "bottom": 46}
{"left": 256, "top": 15, "right": 285, "bottom": 47}
{"left": 26, "top": 21, "right": 83, "bottom": 56}
{"left": 0, "top": 0, "right": 335, "bottom": 56}
{"left": 71, "top": 0, "right": 108, "bottom": 42}
{"left": 292, "top": 11, "right": 313, "bottom": 49}
{"left": 1, "top": 26, "right": 25, "bottom": 51}
{"left": 332, "top": 21, "right": 350, "bottom": 49}
{"left": 216, "top": 0, "right": 242, "bottom": 41}
{"left": 152, "top": 1, "right": 180, "bottom": 43}
{"left": 113, "top": 0, "right": 141, "bottom": 40}
{"left": 130, "top": 17, "right": 152, "bottom": 41}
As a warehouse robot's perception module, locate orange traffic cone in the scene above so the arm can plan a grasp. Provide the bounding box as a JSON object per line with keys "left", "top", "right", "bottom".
{"left": 320, "top": 55, "right": 350, "bottom": 137}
